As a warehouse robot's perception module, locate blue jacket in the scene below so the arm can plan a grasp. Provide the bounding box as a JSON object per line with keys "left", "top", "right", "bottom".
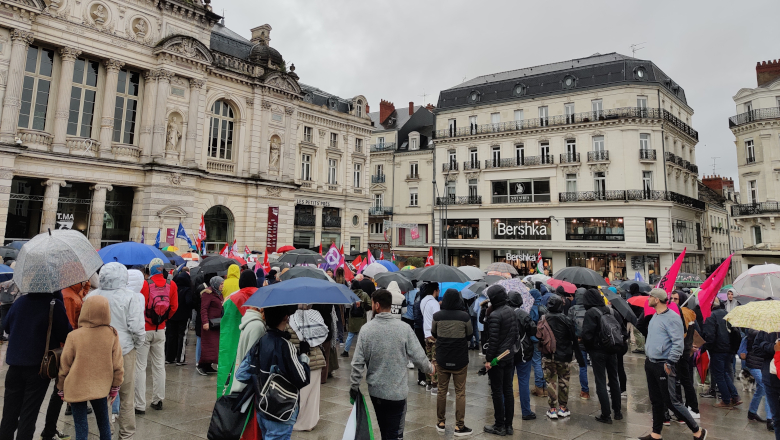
{"left": 4, "top": 292, "right": 72, "bottom": 366}
{"left": 404, "top": 289, "right": 417, "bottom": 320}
{"left": 236, "top": 327, "right": 310, "bottom": 394}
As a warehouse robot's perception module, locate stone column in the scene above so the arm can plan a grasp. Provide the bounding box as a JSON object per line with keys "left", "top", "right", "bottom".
{"left": 40, "top": 179, "right": 66, "bottom": 232}
{"left": 248, "top": 88, "right": 262, "bottom": 176}
{"left": 314, "top": 206, "right": 323, "bottom": 249}
{"left": 0, "top": 170, "right": 14, "bottom": 242}
{"left": 184, "top": 78, "right": 205, "bottom": 167}
{"left": 139, "top": 70, "right": 157, "bottom": 162}
{"left": 97, "top": 60, "right": 125, "bottom": 158}
{"left": 282, "top": 106, "right": 295, "bottom": 181}
{"left": 88, "top": 183, "right": 112, "bottom": 248}
{"left": 258, "top": 100, "right": 271, "bottom": 177}
{"left": 129, "top": 186, "right": 144, "bottom": 242}
{"left": 0, "top": 30, "right": 35, "bottom": 143}
{"left": 151, "top": 70, "right": 172, "bottom": 159}
{"left": 50, "top": 47, "right": 82, "bottom": 153}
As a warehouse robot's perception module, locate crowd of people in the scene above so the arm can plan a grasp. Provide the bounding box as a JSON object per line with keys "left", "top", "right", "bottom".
{"left": 0, "top": 247, "right": 778, "bottom": 440}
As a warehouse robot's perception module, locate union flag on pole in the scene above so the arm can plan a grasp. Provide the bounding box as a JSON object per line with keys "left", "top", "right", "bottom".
{"left": 425, "top": 247, "right": 435, "bottom": 267}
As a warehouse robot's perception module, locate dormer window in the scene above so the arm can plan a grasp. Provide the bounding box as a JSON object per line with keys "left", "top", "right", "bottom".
{"left": 356, "top": 100, "right": 363, "bottom": 118}
{"left": 327, "top": 97, "right": 338, "bottom": 109}
{"left": 469, "top": 91, "right": 480, "bottom": 103}
{"left": 513, "top": 83, "right": 527, "bottom": 97}
{"left": 634, "top": 66, "right": 647, "bottom": 80}
{"left": 562, "top": 75, "right": 576, "bottom": 89}
{"left": 409, "top": 131, "right": 420, "bottom": 151}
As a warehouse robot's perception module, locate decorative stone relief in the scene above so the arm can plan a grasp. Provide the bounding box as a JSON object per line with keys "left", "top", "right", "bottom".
{"left": 464, "top": 172, "right": 480, "bottom": 180}
{"left": 153, "top": 36, "right": 213, "bottom": 64}
{"left": 167, "top": 173, "right": 184, "bottom": 185}
{"left": 285, "top": 107, "right": 294, "bottom": 115}
{"left": 446, "top": 174, "right": 458, "bottom": 182}
{"left": 560, "top": 165, "right": 580, "bottom": 175}
{"left": 245, "top": 98, "right": 254, "bottom": 108}
{"left": 166, "top": 114, "right": 183, "bottom": 151}
{"left": 589, "top": 163, "right": 608, "bottom": 174}
{"left": 261, "top": 101, "right": 271, "bottom": 110}
{"left": 84, "top": 2, "right": 113, "bottom": 31}
{"left": 265, "top": 186, "right": 282, "bottom": 198}
{"left": 269, "top": 135, "right": 281, "bottom": 170}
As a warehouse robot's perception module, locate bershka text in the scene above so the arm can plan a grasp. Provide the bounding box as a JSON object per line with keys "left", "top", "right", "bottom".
{"left": 496, "top": 222, "right": 547, "bottom": 237}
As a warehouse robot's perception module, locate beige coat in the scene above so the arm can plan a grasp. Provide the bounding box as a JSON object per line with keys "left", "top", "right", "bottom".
{"left": 58, "top": 295, "right": 124, "bottom": 403}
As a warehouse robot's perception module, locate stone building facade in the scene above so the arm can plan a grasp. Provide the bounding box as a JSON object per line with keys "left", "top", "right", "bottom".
{"left": 0, "top": 0, "right": 372, "bottom": 251}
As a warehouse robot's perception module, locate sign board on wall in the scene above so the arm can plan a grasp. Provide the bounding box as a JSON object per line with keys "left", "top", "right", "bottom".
{"left": 166, "top": 228, "right": 175, "bottom": 246}
{"left": 492, "top": 218, "right": 552, "bottom": 240}
{"left": 296, "top": 199, "right": 331, "bottom": 207}
{"left": 266, "top": 206, "right": 279, "bottom": 252}
{"left": 56, "top": 213, "right": 74, "bottom": 230}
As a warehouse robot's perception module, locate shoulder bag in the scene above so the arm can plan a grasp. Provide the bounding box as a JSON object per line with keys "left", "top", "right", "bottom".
{"left": 39, "top": 299, "right": 62, "bottom": 380}
{"left": 257, "top": 365, "right": 299, "bottom": 422}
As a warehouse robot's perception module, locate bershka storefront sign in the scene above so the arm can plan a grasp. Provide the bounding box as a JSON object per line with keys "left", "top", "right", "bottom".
{"left": 492, "top": 218, "right": 552, "bottom": 240}
{"left": 505, "top": 252, "right": 537, "bottom": 262}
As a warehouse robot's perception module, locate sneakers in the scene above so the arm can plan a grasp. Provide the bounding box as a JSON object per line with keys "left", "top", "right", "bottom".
{"left": 134, "top": 408, "right": 145, "bottom": 415}
{"left": 595, "top": 414, "right": 613, "bottom": 424}
{"left": 175, "top": 362, "right": 187, "bottom": 366}
{"left": 637, "top": 435, "right": 659, "bottom": 440}
{"left": 580, "top": 391, "right": 590, "bottom": 400}
{"left": 632, "top": 348, "right": 645, "bottom": 354}
{"left": 407, "top": 361, "right": 414, "bottom": 369}
{"left": 768, "top": 420, "right": 775, "bottom": 432}
{"left": 614, "top": 412, "right": 623, "bottom": 421}
{"left": 694, "top": 428, "right": 708, "bottom": 440}
{"left": 340, "top": 351, "right": 349, "bottom": 357}
{"left": 557, "top": 407, "right": 571, "bottom": 418}
{"left": 546, "top": 408, "right": 559, "bottom": 420}
{"left": 111, "top": 413, "right": 117, "bottom": 424}
{"left": 418, "top": 380, "right": 427, "bottom": 387}
{"left": 426, "top": 385, "right": 432, "bottom": 391}
{"left": 431, "top": 388, "right": 438, "bottom": 396}
{"left": 621, "top": 391, "right": 627, "bottom": 398}
{"left": 483, "top": 424, "right": 506, "bottom": 436}
{"left": 453, "top": 425, "right": 473, "bottom": 436}
{"left": 196, "top": 367, "right": 208, "bottom": 376}
{"left": 749, "top": 412, "right": 766, "bottom": 422}
{"left": 687, "top": 407, "right": 700, "bottom": 419}
{"left": 504, "top": 426, "right": 513, "bottom": 436}
{"left": 699, "top": 390, "right": 717, "bottom": 399}
{"left": 42, "top": 431, "right": 70, "bottom": 440}
{"left": 150, "top": 401, "right": 162, "bottom": 411}
{"left": 521, "top": 413, "right": 537, "bottom": 420}
{"left": 436, "top": 422, "right": 445, "bottom": 433}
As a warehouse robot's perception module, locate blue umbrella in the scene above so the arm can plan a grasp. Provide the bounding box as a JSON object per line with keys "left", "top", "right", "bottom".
{"left": 162, "top": 251, "right": 185, "bottom": 266}
{"left": 245, "top": 277, "right": 359, "bottom": 308}
{"left": 7, "top": 241, "right": 28, "bottom": 250}
{"left": 438, "top": 281, "right": 473, "bottom": 299}
{"left": 0, "top": 264, "right": 12, "bottom": 283}
{"left": 98, "top": 242, "right": 169, "bottom": 266}
{"left": 375, "top": 260, "right": 399, "bottom": 272}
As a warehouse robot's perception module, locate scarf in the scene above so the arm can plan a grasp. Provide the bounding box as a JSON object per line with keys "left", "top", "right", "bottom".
{"left": 290, "top": 309, "right": 329, "bottom": 347}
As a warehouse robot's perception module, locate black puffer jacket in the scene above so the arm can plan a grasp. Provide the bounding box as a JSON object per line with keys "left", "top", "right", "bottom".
{"left": 171, "top": 272, "right": 192, "bottom": 321}
{"left": 702, "top": 308, "right": 732, "bottom": 354}
{"left": 581, "top": 288, "right": 625, "bottom": 353}
{"left": 754, "top": 331, "right": 780, "bottom": 388}
{"left": 745, "top": 330, "right": 764, "bottom": 370}
{"left": 432, "top": 290, "right": 473, "bottom": 371}
{"left": 544, "top": 296, "right": 584, "bottom": 364}
{"left": 508, "top": 291, "right": 536, "bottom": 364}
{"left": 484, "top": 285, "right": 518, "bottom": 367}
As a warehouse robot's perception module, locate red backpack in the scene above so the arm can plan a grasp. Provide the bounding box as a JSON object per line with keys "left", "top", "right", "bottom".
{"left": 145, "top": 280, "right": 171, "bottom": 327}
{"left": 536, "top": 315, "right": 557, "bottom": 356}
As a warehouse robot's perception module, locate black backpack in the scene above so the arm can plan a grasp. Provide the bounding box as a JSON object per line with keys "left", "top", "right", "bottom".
{"left": 350, "top": 300, "right": 365, "bottom": 318}
{"left": 595, "top": 308, "right": 625, "bottom": 354}
{"left": 513, "top": 308, "right": 534, "bottom": 363}
{"left": 568, "top": 304, "right": 587, "bottom": 338}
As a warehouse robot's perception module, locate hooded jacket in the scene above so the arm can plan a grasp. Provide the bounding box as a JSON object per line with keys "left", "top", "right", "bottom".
{"left": 255, "top": 267, "right": 266, "bottom": 288}
{"left": 508, "top": 291, "right": 536, "bottom": 363}
{"left": 347, "top": 289, "right": 372, "bottom": 333}
{"left": 126, "top": 269, "right": 145, "bottom": 296}
{"left": 231, "top": 309, "right": 266, "bottom": 393}
{"left": 544, "top": 296, "right": 584, "bottom": 364}
{"left": 221, "top": 264, "right": 241, "bottom": 298}
{"left": 57, "top": 295, "right": 124, "bottom": 403}
{"left": 538, "top": 284, "right": 553, "bottom": 307}
{"left": 171, "top": 271, "right": 193, "bottom": 321}
{"left": 386, "top": 281, "right": 406, "bottom": 319}
{"left": 754, "top": 331, "right": 780, "bottom": 388}
{"left": 581, "top": 288, "right": 625, "bottom": 353}
{"left": 216, "top": 269, "right": 259, "bottom": 398}
{"left": 431, "top": 289, "right": 472, "bottom": 370}
{"left": 627, "top": 282, "right": 640, "bottom": 300}
{"left": 484, "top": 285, "right": 518, "bottom": 367}
{"left": 61, "top": 281, "right": 90, "bottom": 330}
{"left": 86, "top": 263, "right": 145, "bottom": 355}
{"left": 702, "top": 307, "right": 733, "bottom": 354}
{"left": 4, "top": 291, "right": 71, "bottom": 366}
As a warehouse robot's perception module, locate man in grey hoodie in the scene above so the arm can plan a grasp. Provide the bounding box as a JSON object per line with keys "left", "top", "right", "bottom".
{"left": 350, "top": 289, "right": 434, "bottom": 440}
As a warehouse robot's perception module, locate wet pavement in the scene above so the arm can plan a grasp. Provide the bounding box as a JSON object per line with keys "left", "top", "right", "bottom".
{"left": 0, "top": 332, "right": 775, "bottom": 440}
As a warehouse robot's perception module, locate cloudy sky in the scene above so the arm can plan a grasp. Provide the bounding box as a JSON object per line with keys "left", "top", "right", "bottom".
{"left": 218, "top": 0, "right": 779, "bottom": 189}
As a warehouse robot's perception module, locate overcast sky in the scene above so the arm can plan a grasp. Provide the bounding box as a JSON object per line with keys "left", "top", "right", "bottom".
{"left": 218, "top": 0, "right": 779, "bottom": 190}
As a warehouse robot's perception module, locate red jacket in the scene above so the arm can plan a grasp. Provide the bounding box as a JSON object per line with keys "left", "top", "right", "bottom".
{"left": 140, "top": 275, "right": 179, "bottom": 331}
{"left": 229, "top": 286, "right": 257, "bottom": 316}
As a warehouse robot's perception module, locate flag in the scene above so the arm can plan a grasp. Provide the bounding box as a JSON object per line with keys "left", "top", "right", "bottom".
{"left": 699, "top": 254, "right": 733, "bottom": 321}
{"left": 140, "top": 227, "right": 145, "bottom": 244}
{"left": 220, "top": 243, "right": 230, "bottom": 257}
{"left": 352, "top": 255, "right": 363, "bottom": 268}
{"left": 366, "top": 249, "right": 376, "bottom": 265}
{"left": 656, "top": 247, "right": 686, "bottom": 294}
{"left": 634, "top": 271, "right": 645, "bottom": 282}
{"left": 176, "top": 223, "right": 195, "bottom": 250}
{"left": 318, "top": 243, "right": 322, "bottom": 255}
{"left": 230, "top": 240, "right": 238, "bottom": 257}
{"left": 342, "top": 257, "right": 354, "bottom": 283}
{"left": 391, "top": 252, "right": 396, "bottom": 264}
{"left": 154, "top": 229, "right": 161, "bottom": 248}
{"left": 355, "top": 256, "right": 369, "bottom": 274}
{"left": 197, "top": 215, "right": 206, "bottom": 252}
{"left": 339, "top": 244, "right": 344, "bottom": 257}
{"left": 324, "top": 245, "right": 341, "bottom": 270}
{"left": 424, "top": 247, "right": 435, "bottom": 267}
{"left": 379, "top": 250, "right": 384, "bottom": 260}
{"left": 261, "top": 249, "right": 271, "bottom": 274}
{"left": 245, "top": 245, "right": 251, "bottom": 256}
{"left": 536, "top": 249, "right": 543, "bottom": 274}
{"left": 342, "top": 390, "right": 374, "bottom": 440}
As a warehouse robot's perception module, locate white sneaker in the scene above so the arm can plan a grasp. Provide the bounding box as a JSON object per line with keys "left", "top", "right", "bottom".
{"left": 407, "top": 361, "right": 414, "bottom": 369}
{"left": 111, "top": 414, "right": 117, "bottom": 423}
{"left": 557, "top": 407, "right": 571, "bottom": 418}
{"left": 621, "top": 391, "right": 627, "bottom": 398}
{"left": 687, "top": 407, "right": 700, "bottom": 419}
{"left": 546, "top": 408, "right": 558, "bottom": 419}
{"left": 479, "top": 352, "right": 485, "bottom": 357}
{"left": 431, "top": 388, "right": 439, "bottom": 396}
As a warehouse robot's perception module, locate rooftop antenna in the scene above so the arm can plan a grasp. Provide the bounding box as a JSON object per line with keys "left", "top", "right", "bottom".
{"left": 630, "top": 42, "right": 646, "bottom": 57}
{"left": 419, "top": 90, "right": 429, "bottom": 104}
{"left": 711, "top": 156, "right": 720, "bottom": 175}
{"left": 462, "top": 75, "right": 467, "bottom": 83}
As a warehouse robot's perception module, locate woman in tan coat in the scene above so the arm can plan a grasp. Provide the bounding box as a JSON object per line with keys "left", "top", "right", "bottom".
{"left": 57, "top": 295, "right": 124, "bottom": 440}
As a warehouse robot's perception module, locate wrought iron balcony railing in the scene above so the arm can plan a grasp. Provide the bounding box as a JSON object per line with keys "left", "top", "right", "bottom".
{"left": 639, "top": 149, "right": 656, "bottom": 160}
{"left": 463, "top": 160, "right": 481, "bottom": 170}
{"left": 371, "top": 175, "right": 385, "bottom": 184}
{"left": 559, "top": 152, "right": 580, "bottom": 163}
{"left": 369, "top": 142, "right": 396, "bottom": 152}
{"left": 436, "top": 196, "right": 482, "bottom": 205}
{"left": 729, "top": 107, "right": 780, "bottom": 128}
{"left": 369, "top": 206, "right": 393, "bottom": 216}
{"left": 732, "top": 202, "right": 780, "bottom": 217}
{"left": 558, "top": 190, "right": 705, "bottom": 210}
{"left": 322, "top": 216, "right": 341, "bottom": 228}
{"left": 442, "top": 162, "right": 459, "bottom": 172}
{"left": 484, "top": 155, "right": 555, "bottom": 169}
{"left": 294, "top": 213, "right": 316, "bottom": 227}
{"left": 407, "top": 173, "right": 420, "bottom": 179}
{"left": 664, "top": 152, "right": 698, "bottom": 174}
{"left": 587, "top": 151, "right": 609, "bottom": 162}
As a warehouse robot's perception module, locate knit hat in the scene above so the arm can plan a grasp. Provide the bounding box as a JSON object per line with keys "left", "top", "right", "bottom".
{"left": 148, "top": 258, "right": 164, "bottom": 269}
{"left": 649, "top": 288, "right": 667, "bottom": 303}
{"left": 239, "top": 270, "right": 257, "bottom": 289}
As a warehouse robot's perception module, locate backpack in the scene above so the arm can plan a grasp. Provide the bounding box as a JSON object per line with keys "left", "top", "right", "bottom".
{"left": 568, "top": 304, "right": 587, "bottom": 338}
{"left": 535, "top": 315, "right": 556, "bottom": 356}
{"left": 594, "top": 308, "right": 625, "bottom": 354}
{"left": 350, "top": 300, "right": 365, "bottom": 318}
{"left": 0, "top": 281, "right": 19, "bottom": 305}
{"left": 145, "top": 280, "right": 172, "bottom": 327}
{"left": 513, "top": 309, "right": 534, "bottom": 362}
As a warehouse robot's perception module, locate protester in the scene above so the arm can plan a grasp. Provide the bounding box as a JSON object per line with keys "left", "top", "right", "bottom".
{"left": 136, "top": 262, "right": 179, "bottom": 413}
{"left": 628, "top": 283, "right": 646, "bottom": 354}
{"left": 529, "top": 288, "right": 547, "bottom": 397}
{"left": 0, "top": 285, "right": 71, "bottom": 440}
{"left": 341, "top": 284, "right": 372, "bottom": 356}
{"left": 745, "top": 329, "right": 774, "bottom": 429}
{"left": 236, "top": 305, "right": 311, "bottom": 440}
{"left": 325, "top": 268, "right": 334, "bottom": 279}
{"left": 538, "top": 284, "right": 553, "bottom": 307}
{"left": 421, "top": 282, "right": 441, "bottom": 394}
{"left": 754, "top": 331, "right": 780, "bottom": 437}
{"left": 166, "top": 268, "right": 192, "bottom": 365}
{"left": 413, "top": 284, "right": 429, "bottom": 383}
{"left": 198, "top": 276, "right": 223, "bottom": 375}
{"left": 221, "top": 264, "right": 240, "bottom": 298}
{"left": 386, "top": 281, "right": 406, "bottom": 319}
{"left": 57, "top": 295, "right": 124, "bottom": 440}
{"left": 287, "top": 306, "right": 327, "bottom": 431}
{"left": 670, "top": 290, "right": 701, "bottom": 419}
{"left": 507, "top": 290, "right": 537, "bottom": 420}
{"left": 638, "top": 288, "right": 707, "bottom": 440}
{"left": 581, "top": 287, "right": 624, "bottom": 423}
{"left": 266, "top": 269, "right": 279, "bottom": 285}
{"left": 483, "top": 285, "right": 519, "bottom": 436}
{"left": 227, "top": 302, "right": 265, "bottom": 440}
{"left": 0, "top": 279, "right": 19, "bottom": 339}
{"left": 702, "top": 298, "right": 742, "bottom": 408}
{"left": 724, "top": 288, "right": 741, "bottom": 312}
{"left": 467, "top": 293, "right": 481, "bottom": 351}
{"left": 432, "top": 288, "right": 473, "bottom": 436}
{"left": 569, "top": 287, "right": 591, "bottom": 400}
{"left": 85, "top": 263, "right": 145, "bottom": 439}
{"left": 190, "top": 273, "right": 206, "bottom": 366}
{"left": 350, "top": 289, "right": 434, "bottom": 440}
{"left": 311, "top": 303, "right": 334, "bottom": 384}
{"left": 216, "top": 270, "right": 258, "bottom": 398}
{"left": 541, "top": 295, "right": 585, "bottom": 420}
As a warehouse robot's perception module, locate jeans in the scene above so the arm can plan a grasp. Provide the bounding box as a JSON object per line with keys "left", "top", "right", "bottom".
{"left": 617, "top": 354, "right": 627, "bottom": 393}
{"left": 165, "top": 319, "right": 187, "bottom": 363}
{"left": 645, "top": 359, "right": 699, "bottom": 435}
{"left": 112, "top": 395, "right": 120, "bottom": 414}
{"left": 532, "top": 343, "right": 545, "bottom": 388}
{"left": 515, "top": 360, "right": 533, "bottom": 416}
{"left": 488, "top": 365, "right": 515, "bottom": 427}
{"left": 579, "top": 349, "right": 590, "bottom": 392}
{"left": 72, "top": 398, "right": 111, "bottom": 440}
{"left": 0, "top": 365, "right": 51, "bottom": 440}
{"left": 257, "top": 413, "right": 295, "bottom": 440}
{"left": 196, "top": 336, "right": 201, "bottom": 363}
{"left": 437, "top": 366, "right": 467, "bottom": 428}
{"left": 370, "top": 396, "right": 406, "bottom": 440}
{"left": 676, "top": 353, "right": 699, "bottom": 413}
{"left": 41, "top": 382, "right": 65, "bottom": 438}
{"left": 764, "top": 383, "right": 780, "bottom": 440}
{"left": 710, "top": 352, "right": 739, "bottom": 404}
{"left": 343, "top": 332, "right": 358, "bottom": 352}
{"left": 590, "top": 351, "right": 621, "bottom": 417}
{"left": 470, "top": 316, "right": 480, "bottom": 346}
{"left": 750, "top": 368, "right": 773, "bottom": 419}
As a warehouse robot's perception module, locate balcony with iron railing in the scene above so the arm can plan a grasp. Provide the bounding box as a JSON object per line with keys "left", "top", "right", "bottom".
{"left": 371, "top": 174, "right": 385, "bottom": 184}
{"left": 407, "top": 173, "right": 420, "bottom": 180}
{"left": 369, "top": 142, "right": 396, "bottom": 152}
{"left": 294, "top": 213, "right": 316, "bottom": 227}
{"left": 559, "top": 152, "right": 580, "bottom": 163}
{"left": 559, "top": 190, "right": 705, "bottom": 210}
{"left": 442, "top": 162, "right": 459, "bottom": 172}
{"left": 436, "top": 196, "right": 482, "bottom": 205}
{"left": 484, "top": 155, "right": 555, "bottom": 169}
{"left": 639, "top": 149, "right": 657, "bottom": 161}
{"left": 434, "top": 107, "right": 698, "bottom": 141}
{"left": 729, "top": 107, "right": 780, "bottom": 128}
{"left": 463, "top": 160, "right": 481, "bottom": 170}
{"left": 664, "top": 152, "right": 699, "bottom": 174}
{"left": 587, "top": 151, "right": 609, "bottom": 162}
{"left": 322, "top": 216, "right": 342, "bottom": 228}
{"left": 369, "top": 206, "right": 393, "bottom": 216}
{"left": 731, "top": 202, "right": 780, "bottom": 217}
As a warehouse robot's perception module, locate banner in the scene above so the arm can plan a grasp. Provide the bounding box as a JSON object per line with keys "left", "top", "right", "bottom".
{"left": 425, "top": 247, "right": 434, "bottom": 267}
{"left": 266, "top": 206, "right": 279, "bottom": 253}
{"left": 699, "top": 254, "right": 733, "bottom": 321}
{"left": 166, "top": 228, "right": 176, "bottom": 246}
{"left": 410, "top": 225, "right": 419, "bottom": 240}
{"left": 656, "top": 248, "right": 686, "bottom": 294}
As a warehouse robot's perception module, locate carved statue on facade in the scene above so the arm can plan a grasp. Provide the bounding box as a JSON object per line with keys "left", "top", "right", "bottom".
{"left": 91, "top": 4, "right": 107, "bottom": 24}
{"left": 166, "top": 117, "right": 182, "bottom": 151}
{"left": 134, "top": 19, "right": 146, "bottom": 37}
{"left": 269, "top": 136, "right": 281, "bottom": 170}
{"left": 49, "top": 0, "right": 62, "bottom": 11}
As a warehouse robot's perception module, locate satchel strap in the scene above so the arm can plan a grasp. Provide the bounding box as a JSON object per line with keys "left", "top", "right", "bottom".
{"left": 43, "top": 300, "right": 54, "bottom": 359}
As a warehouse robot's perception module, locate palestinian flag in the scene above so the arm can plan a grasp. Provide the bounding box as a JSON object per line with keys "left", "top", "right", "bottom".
{"left": 342, "top": 391, "right": 374, "bottom": 440}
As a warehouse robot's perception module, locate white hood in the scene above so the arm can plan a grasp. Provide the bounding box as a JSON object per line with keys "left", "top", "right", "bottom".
{"left": 126, "top": 269, "right": 145, "bottom": 294}
{"left": 387, "top": 281, "right": 405, "bottom": 318}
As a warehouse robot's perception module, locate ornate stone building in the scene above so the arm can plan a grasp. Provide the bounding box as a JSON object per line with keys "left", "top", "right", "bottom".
{"left": 0, "top": 0, "right": 372, "bottom": 251}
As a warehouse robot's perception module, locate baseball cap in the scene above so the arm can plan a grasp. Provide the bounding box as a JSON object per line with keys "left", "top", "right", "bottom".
{"left": 649, "top": 288, "right": 667, "bottom": 303}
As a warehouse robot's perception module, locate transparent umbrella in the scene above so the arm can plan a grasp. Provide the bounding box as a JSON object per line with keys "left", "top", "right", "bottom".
{"left": 13, "top": 230, "right": 103, "bottom": 293}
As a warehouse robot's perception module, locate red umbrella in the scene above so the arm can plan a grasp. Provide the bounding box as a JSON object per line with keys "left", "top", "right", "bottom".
{"left": 627, "top": 295, "right": 680, "bottom": 316}
{"left": 547, "top": 278, "right": 576, "bottom": 294}
{"left": 627, "top": 296, "right": 648, "bottom": 307}
{"left": 277, "top": 245, "right": 296, "bottom": 253}
{"left": 229, "top": 255, "right": 247, "bottom": 265}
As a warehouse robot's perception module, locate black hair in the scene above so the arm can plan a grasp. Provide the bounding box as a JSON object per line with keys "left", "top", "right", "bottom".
{"left": 264, "top": 305, "right": 297, "bottom": 328}
{"left": 372, "top": 289, "right": 393, "bottom": 310}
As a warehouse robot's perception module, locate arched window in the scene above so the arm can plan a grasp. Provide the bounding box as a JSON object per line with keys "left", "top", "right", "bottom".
{"left": 208, "top": 100, "right": 234, "bottom": 160}
{"left": 356, "top": 100, "right": 363, "bottom": 118}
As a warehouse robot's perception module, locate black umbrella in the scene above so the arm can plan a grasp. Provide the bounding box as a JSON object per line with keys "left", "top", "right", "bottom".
{"left": 484, "top": 275, "right": 506, "bottom": 286}
{"left": 279, "top": 266, "right": 331, "bottom": 281}
{"left": 416, "top": 264, "right": 471, "bottom": 283}
{"left": 277, "top": 249, "right": 325, "bottom": 267}
{"left": 198, "top": 255, "right": 239, "bottom": 275}
{"left": 603, "top": 289, "right": 638, "bottom": 326}
{"left": 0, "top": 247, "right": 18, "bottom": 259}
{"left": 374, "top": 272, "right": 413, "bottom": 292}
{"left": 399, "top": 267, "right": 424, "bottom": 281}
{"left": 469, "top": 281, "right": 488, "bottom": 295}
{"left": 554, "top": 267, "right": 606, "bottom": 287}
{"left": 617, "top": 280, "right": 652, "bottom": 295}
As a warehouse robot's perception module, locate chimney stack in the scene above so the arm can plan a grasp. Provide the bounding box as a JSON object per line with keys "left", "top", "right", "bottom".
{"left": 756, "top": 59, "right": 780, "bottom": 87}
{"left": 250, "top": 24, "right": 272, "bottom": 46}
{"left": 365, "top": 104, "right": 370, "bottom": 113}
{"left": 379, "top": 100, "right": 395, "bottom": 124}
{"left": 409, "top": 102, "right": 414, "bottom": 116}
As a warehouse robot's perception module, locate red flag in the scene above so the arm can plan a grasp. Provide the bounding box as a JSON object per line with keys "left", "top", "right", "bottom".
{"left": 219, "top": 243, "right": 230, "bottom": 257}
{"left": 339, "top": 244, "right": 344, "bottom": 257}
{"left": 380, "top": 250, "right": 384, "bottom": 260}
{"left": 318, "top": 243, "right": 322, "bottom": 255}
{"left": 244, "top": 245, "right": 251, "bottom": 255}
{"left": 425, "top": 247, "right": 435, "bottom": 267}
{"left": 261, "top": 248, "right": 271, "bottom": 274}
{"left": 352, "top": 255, "right": 363, "bottom": 268}
{"left": 341, "top": 256, "right": 354, "bottom": 282}
{"left": 656, "top": 247, "right": 686, "bottom": 294}
{"left": 699, "top": 254, "right": 733, "bottom": 321}
{"left": 197, "top": 215, "right": 206, "bottom": 251}
{"left": 356, "top": 256, "right": 369, "bottom": 274}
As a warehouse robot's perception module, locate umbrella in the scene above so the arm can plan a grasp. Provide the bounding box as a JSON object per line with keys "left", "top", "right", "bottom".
{"left": 416, "top": 264, "right": 471, "bottom": 283}
{"left": 375, "top": 260, "right": 400, "bottom": 272}
{"left": 198, "top": 255, "right": 239, "bottom": 275}
{"left": 0, "top": 264, "right": 12, "bottom": 283}
{"left": 244, "top": 277, "right": 358, "bottom": 308}
{"left": 547, "top": 278, "right": 576, "bottom": 294}
{"left": 469, "top": 281, "right": 488, "bottom": 296}
{"left": 162, "top": 250, "right": 185, "bottom": 267}
{"left": 98, "top": 242, "right": 169, "bottom": 266}
{"left": 279, "top": 266, "right": 332, "bottom": 282}
{"left": 277, "top": 245, "right": 296, "bottom": 253}
{"left": 485, "top": 262, "right": 518, "bottom": 276}
{"left": 161, "top": 245, "right": 179, "bottom": 252}
{"left": 14, "top": 230, "right": 103, "bottom": 293}
{"left": 229, "top": 255, "right": 247, "bottom": 266}
{"left": 553, "top": 267, "right": 606, "bottom": 287}
{"left": 374, "top": 272, "right": 413, "bottom": 292}
{"left": 484, "top": 275, "right": 505, "bottom": 286}
{"left": 487, "top": 270, "right": 513, "bottom": 278}
{"left": 618, "top": 281, "right": 652, "bottom": 294}
{"left": 458, "top": 266, "right": 485, "bottom": 281}
{"left": 398, "top": 267, "right": 423, "bottom": 280}
{"left": 0, "top": 247, "right": 18, "bottom": 259}
{"left": 277, "top": 249, "right": 324, "bottom": 267}
{"left": 525, "top": 273, "right": 550, "bottom": 283}
{"left": 362, "top": 263, "right": 388, "bottom": 278}
{"left": 401, "top": 265, "right": 416, "bottom": 271}
{"left": 602, "top": 289, "right": 638, "bottom": 326}
{"left": 438, "top": 282, "right": 473, "bottom": 299}
{"left": 494, "top": 278, "right": 533, "bottom": 313}
{"left": 733, "top": 264, "right": 780, "bottom": 299}
{"left": 181, "top": 252, "right": 200, "bottom": 261}
{"left": 7, "top": 240, "right": 28, "bottom": 250}
{"left": 724, "top": 300, "right": 780, "bottom": 332}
